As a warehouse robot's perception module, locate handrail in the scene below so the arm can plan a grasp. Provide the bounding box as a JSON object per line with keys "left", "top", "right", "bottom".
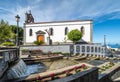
{"left": 0, "top": 49, "right": 18, "bottom": 52}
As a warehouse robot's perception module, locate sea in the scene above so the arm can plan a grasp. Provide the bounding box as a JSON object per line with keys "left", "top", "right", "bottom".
{"left": 108, "top": 44, "right": 120, "bottom": 48}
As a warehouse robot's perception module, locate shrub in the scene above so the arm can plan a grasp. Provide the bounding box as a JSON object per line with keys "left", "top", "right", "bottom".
{"left": 111, "top": 49, "right": 115, "bottom": 51}
{"left": 1, "top": 42, "right": 15, "bottom": 46}
{"left": 74, "top": 66, "right": 80, "bottom": 73}
{"left": 34, "top": 40, "right": 43, "bottom": 45}
{"left": 42, "top": 52, "right": 48, "bottom": 55}
{"left": 62, "top": 53, "right": 69, "bottom": 56}
{"left": 22, "top": 49, "right": 28, "bottom": 51}
{"left": 52, "top": 52, "right": 62, "bottom": 54}
{"left": 67, "top": 29, "right": 82, "bottom": 43}
{"left": 109, "top": 62, "right": 114, "bottom": 65}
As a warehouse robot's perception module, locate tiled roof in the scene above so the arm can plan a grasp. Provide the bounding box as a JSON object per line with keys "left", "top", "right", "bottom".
{"left": 25, "top": 20, "right": 93, "bottom": 25}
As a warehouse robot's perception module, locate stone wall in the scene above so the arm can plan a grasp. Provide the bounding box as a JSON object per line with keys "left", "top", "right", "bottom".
{"left": 0, "top": 48, "right": 19, "bottom": 79}
{"left": 20, "top": 45, "right": 71, "bottom": 54}
{"left": 50, "top": 67, "right": 98, "bottom": 82}
{"left": 99, "top": 62, "right": 120, "bottom": 82}
{"left": 111, "top": 63, "right": 120, "bottom": 80}
{"left": 0, "top": 48, "right": 19, "bottom": 62}
{"left": 49, "top": 62, "right": 120, "bottom": 82}
{"left": 20, "top": 43, "right": 109, "bottom": 57}
{"left": 11, "top": 66, "right": 98, "bottom": 82}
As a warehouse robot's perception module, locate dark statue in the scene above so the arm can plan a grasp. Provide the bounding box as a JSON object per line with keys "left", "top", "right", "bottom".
{"left": 25, "top": 10, "right": 34, "bottom": 23}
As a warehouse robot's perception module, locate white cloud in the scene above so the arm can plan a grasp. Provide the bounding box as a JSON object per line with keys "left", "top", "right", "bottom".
{"left": 0, "top": 0, "right": 120, "bottom": 26}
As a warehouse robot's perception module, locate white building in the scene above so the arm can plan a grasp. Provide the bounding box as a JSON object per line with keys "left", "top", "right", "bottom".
{"left": 23, "top": 12, "right": 93, "bottom": 45}
{"left": 22, "top": 12, "right": 111, "bottom": 57}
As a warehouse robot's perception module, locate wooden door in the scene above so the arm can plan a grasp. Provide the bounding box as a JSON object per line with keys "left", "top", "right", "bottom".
{"left": 37, "top": 35, "right": 44, "bottom": 42}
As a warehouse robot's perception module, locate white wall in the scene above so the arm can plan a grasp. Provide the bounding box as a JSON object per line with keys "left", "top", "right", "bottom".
{"left": 24, "top": 20, "right": 92, "bottom": 44}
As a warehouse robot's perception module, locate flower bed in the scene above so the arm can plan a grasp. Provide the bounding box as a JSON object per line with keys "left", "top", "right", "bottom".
{"left": 25, "top": 63, "right": 89, "bottom": 82}
{"left": 99, "top": 62, "right": 115, "bottom": 73}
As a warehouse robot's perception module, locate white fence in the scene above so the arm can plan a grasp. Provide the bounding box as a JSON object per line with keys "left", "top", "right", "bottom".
{"left": 74, "top": 44, "right": 106, "bottom": 56}
{"left": 20, "top": 44, "right": 107, "bottom": 56}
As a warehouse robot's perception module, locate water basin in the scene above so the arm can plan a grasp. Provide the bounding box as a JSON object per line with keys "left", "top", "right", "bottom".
{"left": 6, "top": 59, "right": 47, "bottom": 80}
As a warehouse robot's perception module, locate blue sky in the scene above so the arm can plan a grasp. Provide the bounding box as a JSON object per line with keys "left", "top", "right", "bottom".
{"left": 0, "top": 0, "right": 120, "bottom": 44}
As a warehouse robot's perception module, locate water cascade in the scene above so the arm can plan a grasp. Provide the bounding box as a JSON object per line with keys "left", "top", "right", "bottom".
{"left": 6, "top": 59, "right": 46, "bottom": 80}
{"left": 7, "top": 59, "right": 27, "bottom": 79}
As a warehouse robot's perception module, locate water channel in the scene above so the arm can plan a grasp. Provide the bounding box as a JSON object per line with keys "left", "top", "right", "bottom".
{"left": 1, "top": 59, "right": 47, "bottom": 81}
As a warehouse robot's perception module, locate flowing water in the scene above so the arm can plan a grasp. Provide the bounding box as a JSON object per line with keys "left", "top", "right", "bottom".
{"left": 6, "top": 59, "right": 46, "bottom": 80}
{"left": 7, "top": 59, "right": 27, "bottom": 79}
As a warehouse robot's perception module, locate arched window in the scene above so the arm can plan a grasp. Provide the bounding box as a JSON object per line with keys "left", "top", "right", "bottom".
{"left": 95, "top": 47, "right": 97, "bottom": 52}
{"left": 29, "top": 29, "right": 32, "bottom": 36}
{"left": 81, "top": 26, "right": 85, "bottom": 35}
{"left": 82, "top": 46, "right": 85, "bottom": 52}
{"left": 87, "top": 46, "right": 90, "bottom": 52}
{"left": 65, "top": 27, "right": 68, "bottom": 35}
{"left": 49, "top": 28, "right": 53, "bottom": 35}
{"left": 91, "top": 47, "right": 94, "bottom": 52}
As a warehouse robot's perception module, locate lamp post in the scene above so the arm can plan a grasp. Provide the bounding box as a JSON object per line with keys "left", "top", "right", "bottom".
{"left": 15, "top": 15, "right": 20, "bottom": 46}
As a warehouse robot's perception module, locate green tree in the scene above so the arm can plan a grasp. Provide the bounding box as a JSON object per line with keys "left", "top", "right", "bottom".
{"left": 0, "top": 20, "right": 15, "bottom": 43}
{"left": 10, "top": 25, "right": 23, "bottom": 44}
{"left": 67, "top": 29, "right": 82, "bottom": 43}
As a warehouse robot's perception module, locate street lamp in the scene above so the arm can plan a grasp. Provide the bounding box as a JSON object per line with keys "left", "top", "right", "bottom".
{"left": 15, "top": 15, "right": 20, "bottom": 46}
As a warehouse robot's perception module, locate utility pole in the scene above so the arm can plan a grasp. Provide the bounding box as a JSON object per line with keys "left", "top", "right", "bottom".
{"left": 104, "top": 35, "right": 106, "bottom": 46}
{"left": 104, "top": 35, "right": 106, "bottom": 55}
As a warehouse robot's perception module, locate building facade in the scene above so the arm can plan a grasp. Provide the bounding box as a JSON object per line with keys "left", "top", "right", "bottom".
{"left": 22, "top": 12, "right": 111, "bottom": 56}
{"left": 23, "top": 12, "right": 93, "bottom": 45}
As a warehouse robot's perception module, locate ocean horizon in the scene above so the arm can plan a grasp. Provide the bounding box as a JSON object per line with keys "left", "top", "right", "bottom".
{"left": 108, "top": 44, "right": 120, "bottom": 48}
